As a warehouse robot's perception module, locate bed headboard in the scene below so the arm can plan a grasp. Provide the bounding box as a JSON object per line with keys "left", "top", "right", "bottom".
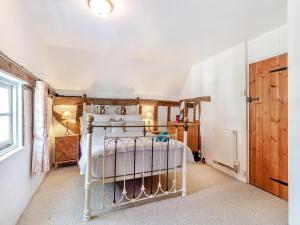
{"left": 81, "top": 94, "right": 182, "bottom": 132}
{"left": 82, "top": 94, "right": 140, "bottom": 115}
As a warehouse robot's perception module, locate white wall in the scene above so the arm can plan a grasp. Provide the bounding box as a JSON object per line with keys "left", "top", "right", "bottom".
{"left": 181, "top": 25, "right": 287, "bottom": 182}
{"left": 0, "top": 0, "right": 48, "bottom": 81}
{"left": 181, "top": 43, "right": 247, "bottom": 182}
{"left": 0, "top": 90, "right": 46, "bottom": 225}
{"left": 248, "top": 24, "right": 287, "bottom": 63}
{"left": 288, "top": 1, "right": 300, "bottom": 224}
{"left": 0, "top": 1, "right": 50, "bottom": 224}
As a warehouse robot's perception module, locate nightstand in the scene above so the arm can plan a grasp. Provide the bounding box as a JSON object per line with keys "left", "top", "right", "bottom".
{"left": 55, "top": 135, "right": 79, "bottom": 168}
{"left": 151, "top": 130, "right": 162, "bottom": 135}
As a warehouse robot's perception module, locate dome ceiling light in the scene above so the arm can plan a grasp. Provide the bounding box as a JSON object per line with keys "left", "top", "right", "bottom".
{"left": 88, "top": 0, "right": 113, "bottom": 17}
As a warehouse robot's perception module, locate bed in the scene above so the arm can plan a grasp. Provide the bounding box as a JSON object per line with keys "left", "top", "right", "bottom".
{"left": 79, "top": 131, "right": 184, "bottom": 178}
{"left": 80, "top": 111, "right": 190, "bottom": 221}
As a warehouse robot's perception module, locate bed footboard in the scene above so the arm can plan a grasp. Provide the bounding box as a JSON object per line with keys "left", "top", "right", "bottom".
{"left": 83, "top": 115, "right": 188, "bottom": 222}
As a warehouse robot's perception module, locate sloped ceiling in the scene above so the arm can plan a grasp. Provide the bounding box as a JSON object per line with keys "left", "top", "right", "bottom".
{"left": 21, "top": 0, "right": 286, "bottom": 99}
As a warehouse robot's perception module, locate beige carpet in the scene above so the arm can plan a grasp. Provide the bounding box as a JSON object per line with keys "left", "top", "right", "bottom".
{"left": 17, "top": 163, "right": 288, "bottom": 225}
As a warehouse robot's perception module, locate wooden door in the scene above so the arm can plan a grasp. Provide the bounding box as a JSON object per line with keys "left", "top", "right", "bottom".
{"left": 249, "top": 53, "right": 288, "bottom": 201}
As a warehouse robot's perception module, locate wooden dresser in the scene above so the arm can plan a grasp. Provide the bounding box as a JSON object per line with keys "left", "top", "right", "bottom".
{"left": 167, "top": 121, "right": 200, "bottom": 153}
{"left": 55, "top": 135, "right": 79, "bottom": 168}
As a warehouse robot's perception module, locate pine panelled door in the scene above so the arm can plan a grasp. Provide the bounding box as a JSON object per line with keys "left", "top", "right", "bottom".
{"left": 249, "top": 53, "right": 288, "bottom": 201}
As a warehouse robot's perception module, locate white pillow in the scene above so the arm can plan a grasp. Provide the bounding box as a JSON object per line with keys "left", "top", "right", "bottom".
{"left": 115, "top": 115, "right": 142, "bottom": 122}
{"left": 91, "top": 121, "right": 111, "bottom": 137}
{"left": 110, "top": 118, "right": 122, "bottom": 122}
{"left": 88, "top": 113, "right": 114, "bottom": 122}
{"left": 111, "top": 121, "right": 125, "bottom": 134}
{"left": 81, "top": 114, "right": 113, "bottom": 134}
{"left": 125, "top": 121, "right": 145, "bottom": 132}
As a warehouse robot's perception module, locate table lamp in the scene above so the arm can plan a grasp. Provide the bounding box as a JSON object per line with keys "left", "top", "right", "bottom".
{"left": 61, "top": 111, "right": 72, "bottom": 135}
{"left": 145, "top": 111, "right": 153, "bottom": 132}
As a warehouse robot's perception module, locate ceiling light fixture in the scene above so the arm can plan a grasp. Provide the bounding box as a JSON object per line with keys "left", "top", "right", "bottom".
{"left": 88, "top": 0, "right": 113, "bottom": 17}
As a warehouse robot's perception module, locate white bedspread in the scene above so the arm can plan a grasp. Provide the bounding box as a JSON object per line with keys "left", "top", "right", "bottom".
{"left": 79, "top": 132, "right": 190, "bottom": 175}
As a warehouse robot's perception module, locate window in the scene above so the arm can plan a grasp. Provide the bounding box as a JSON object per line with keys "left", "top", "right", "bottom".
{"left": 0, "top": 71, "right": 23, "bottom": 156}
{"left": 0, "top": 82, "right": 13, "bottom": 150}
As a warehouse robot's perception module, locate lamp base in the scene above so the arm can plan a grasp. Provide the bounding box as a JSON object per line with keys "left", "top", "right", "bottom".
{"left": 64, "top": 122, "right": 71, "bottom": 135}
{"left": 147, "top": 120, "right": 151, "bottom": 132}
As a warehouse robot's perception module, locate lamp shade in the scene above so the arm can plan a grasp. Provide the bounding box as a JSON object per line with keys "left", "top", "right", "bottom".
{"left": 61, "top": 111, "right": 72, "bottom": 120}
{"left": 146, "top": 111, "right": 153, "bottom": 119}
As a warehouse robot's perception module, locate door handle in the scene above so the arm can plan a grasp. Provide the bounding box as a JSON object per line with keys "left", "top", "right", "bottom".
{"left": 247, "top": 96, "right": 260, "bottom": 103}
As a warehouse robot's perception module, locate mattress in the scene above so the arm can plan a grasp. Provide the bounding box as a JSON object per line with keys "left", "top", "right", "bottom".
{"left": 91, "top": 147, "right": 183, "bottom": 178}
{"left": 79, "top": 131, "right": 189, "bottom": 178}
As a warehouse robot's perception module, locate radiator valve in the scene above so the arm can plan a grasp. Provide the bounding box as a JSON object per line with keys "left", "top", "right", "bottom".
{"left": 234, "top": 161, "right": 240, "bottom": 173}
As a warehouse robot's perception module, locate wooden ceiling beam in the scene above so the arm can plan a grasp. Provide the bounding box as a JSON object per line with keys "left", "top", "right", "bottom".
{"left": 54, "top": 96, "right": 180, "bottom": 107}
{"left": 181, "top": 96, "right": 211, "bottom": 103}
{"left": 0, "top": 52, "right": 56, "bottom": 94}
{"left": 0, "top": 54, "right": 37, "bottom": 87}
{"left": 54, "top": 97, "right": 83, "bottom": 105}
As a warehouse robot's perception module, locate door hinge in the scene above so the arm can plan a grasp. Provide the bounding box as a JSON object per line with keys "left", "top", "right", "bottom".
{"left": 270, "top": 177, "right": 288, "bottom": 186}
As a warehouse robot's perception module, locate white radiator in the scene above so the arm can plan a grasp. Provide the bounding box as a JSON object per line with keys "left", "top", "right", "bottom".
{"left": 212, "top": 128, "right": 239, "bottom": 173}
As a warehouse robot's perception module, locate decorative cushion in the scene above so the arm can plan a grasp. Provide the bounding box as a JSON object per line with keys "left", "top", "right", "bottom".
{"left": 81, "top": 114, "right": 112, "bottom": 134}
{"left": 125, "top": 121, "right": 145, "bottom": 132}
{"left": 110, "top": 121, "right": 125, "bottom": 134}
{"left": 156, "top": 132, "right": 169, "bottom": 142}
{"left": 110, "top": 118, "right": 123, "bottom": 122}
{"left": 90, "top": 113, "right": 114, "bottom": 122}
{"left": 115, "top": 115, "right": 142, "bottom": 122}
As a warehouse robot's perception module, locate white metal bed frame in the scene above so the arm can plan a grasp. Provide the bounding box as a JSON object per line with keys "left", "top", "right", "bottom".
{"left": 83, "top": 114, "right": 188, "bottom": 221}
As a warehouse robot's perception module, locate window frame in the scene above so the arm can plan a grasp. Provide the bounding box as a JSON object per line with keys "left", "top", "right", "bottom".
{"left": 0, "top": 71, "right": 23, "bottom": 158}
{"left": 0, "top": 81, "right": 13, "bottom": 150}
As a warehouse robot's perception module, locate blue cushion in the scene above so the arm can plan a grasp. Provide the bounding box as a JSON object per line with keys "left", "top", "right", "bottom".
{"left": 156, "top": 132, "right": 169, "bottom": 142}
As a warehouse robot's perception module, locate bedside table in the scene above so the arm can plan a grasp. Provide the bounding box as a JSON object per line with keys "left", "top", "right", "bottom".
{"left": 151, "top": 130, "right": 162, "bottom": 135}
{"left": 55, "top": 135, "right": 79, "bottom": 168}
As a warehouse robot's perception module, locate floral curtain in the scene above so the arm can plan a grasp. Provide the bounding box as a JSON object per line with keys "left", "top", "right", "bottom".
{"left": 32, "top": 81, "right": 50, "bottom": 175}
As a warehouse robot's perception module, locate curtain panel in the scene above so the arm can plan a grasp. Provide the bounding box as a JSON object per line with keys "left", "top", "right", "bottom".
{"left": 32, "top": 81, "right": 50, "bottom": 175}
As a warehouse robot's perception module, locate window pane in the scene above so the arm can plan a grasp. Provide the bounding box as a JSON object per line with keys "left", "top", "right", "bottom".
{"left": 0, "top": 115, "right": 11, "bottom": 143}
{"left": 0, "top": 86, "right": 10, "bottom": 113}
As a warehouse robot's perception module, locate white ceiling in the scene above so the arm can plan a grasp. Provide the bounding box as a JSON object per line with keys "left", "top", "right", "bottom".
{"left": 21, "top": 0, "right": 286, "bottom": 99}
